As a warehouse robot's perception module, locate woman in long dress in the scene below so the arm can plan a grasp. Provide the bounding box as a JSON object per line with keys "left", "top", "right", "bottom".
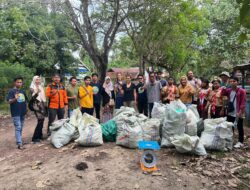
{"left": 30, "top": 76, "right": 47, "bottom": 143}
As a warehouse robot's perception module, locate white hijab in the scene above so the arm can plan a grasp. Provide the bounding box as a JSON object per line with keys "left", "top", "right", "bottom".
{"left": 103, "top": 76, "right": 114, "bottom": 98}
{"left": 30, "top": 76, "right": 46, "bottom": 102}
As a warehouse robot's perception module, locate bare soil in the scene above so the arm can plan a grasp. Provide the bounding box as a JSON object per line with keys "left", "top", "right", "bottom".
{"left": 0, "top": 114, "right": 250, "bottom": 190}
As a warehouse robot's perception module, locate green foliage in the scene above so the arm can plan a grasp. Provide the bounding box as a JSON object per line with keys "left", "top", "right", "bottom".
{"left": 0, "top": 1, "right": 80, "bottom": 76}
{"left": 0, "top": 61, "right": 34, "bottom": 89}
{"left": 125, "top": 0, "right": 211, "bottom": 77}
{"left": 199, "top": 0, "right": 250, "bottom": 77}
{"left": 237, "top": 0, "right": 250, "bottom": 29}
{"left": 109, "top": 36, "right": 138, "bottom": 68}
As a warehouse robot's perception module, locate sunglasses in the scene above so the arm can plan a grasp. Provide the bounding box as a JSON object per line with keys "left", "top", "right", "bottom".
{"left": 138, "top": 78, "right": 143, "bottom": 79}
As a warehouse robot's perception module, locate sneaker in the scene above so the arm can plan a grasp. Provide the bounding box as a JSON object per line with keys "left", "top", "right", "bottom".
{"left": 234, "top": 142, "right": 244, "bottom": 148}
{"left": 17, "top": 145, "right": 25, "bottom": 150}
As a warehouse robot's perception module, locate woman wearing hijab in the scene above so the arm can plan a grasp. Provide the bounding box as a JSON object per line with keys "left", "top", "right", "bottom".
{"left": 30, "top": 76, "right": 47, "bottom": 143}
{"left": 101, "top": 76, "right": 115, "bottom": 123}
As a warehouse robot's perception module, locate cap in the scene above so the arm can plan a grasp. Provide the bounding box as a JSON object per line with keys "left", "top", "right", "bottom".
{"left": 219, "top": 71, "right": 230, "bottom": 78}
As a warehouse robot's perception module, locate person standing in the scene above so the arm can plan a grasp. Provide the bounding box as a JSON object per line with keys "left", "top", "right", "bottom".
{"left": 101, "top": 76, "right": 115, "bottom": 123}
{"left": 90, "top": 73, "right": 102, "bottom": 120}
{"left": 177, "top": 76, "right": 195, "bottom": 106}
{"left": 122, "top": 74, "right": 137, "bottom": 108}
{"left": 46, "top": 74, "right": 68, "bottom": 136}
{"left": 79, "top": 76, "right": 94, "bottom": 115}
{"left": 6, "top": 76, "right": 28, "bottom": 149}
{"left": 145, "top": 72, "right": 162, "bottom": 118}
{"left": 161, "top": 77, "right": 177, "bottom": 104}
{"left": 30, "top": 76, "right": 47, "bottom": 143}
{"left": 219, "top": 71, "right": 230, "bottom": 88}
{"left": 157, "top": 71, "right": 167, "bottom": 87}
{"left": 207, "top": 78, "right": 224, "bottom": 118}
{"left": 197, "top": 79, "right": 211, "bottom": 119}
{"left": 66, "top": 76, "right": 79, "bottom": 118}
{"left": 222, "top": 76, "right": 246, "bottom": 148}
{"left": 187, "top": 70, "right": 201, "bottom": 104}
{"left": 114, "top": 73, "right": 124, "bottom": 109}
{"left": 136, "top": 74, "right": 148, "bottom": 116}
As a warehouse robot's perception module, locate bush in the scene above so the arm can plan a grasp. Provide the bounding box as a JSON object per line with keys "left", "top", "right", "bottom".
{"left": 0, "top": 61, "right": 34, "bottom": 102}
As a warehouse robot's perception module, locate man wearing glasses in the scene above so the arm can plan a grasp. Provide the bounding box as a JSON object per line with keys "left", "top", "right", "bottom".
{"left": 136, "top": 74, "right": 148, "bottom": 116}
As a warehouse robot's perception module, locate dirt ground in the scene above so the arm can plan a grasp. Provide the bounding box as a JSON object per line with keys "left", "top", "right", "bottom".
{"left": 0, "top": 114, "right": 250, "bottom": 190}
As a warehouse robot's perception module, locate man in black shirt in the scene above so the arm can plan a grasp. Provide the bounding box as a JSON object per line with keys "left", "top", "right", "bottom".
{"left": 90, "top": 73, "right": 102, "bottom": 120}
{"left": 136, "top": 74, "right": 148, "bottom": 116}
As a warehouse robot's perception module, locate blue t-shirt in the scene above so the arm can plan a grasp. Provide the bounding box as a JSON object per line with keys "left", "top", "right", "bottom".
{"left": 6, "top": 88, "right": 27, "bottom": 117}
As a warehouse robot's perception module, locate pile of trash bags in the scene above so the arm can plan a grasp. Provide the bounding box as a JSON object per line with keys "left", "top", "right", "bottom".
{"left": 50, "top": 109, "right": 103, "bottom": 148}
{"left": 151, "top": 100, "right": 234, "bottom": 155}
{"left": 49, "top": 101, "right": 234, "bottom": 156}
{"left": 113, "top": 106, "right": 161, "bottom": 148}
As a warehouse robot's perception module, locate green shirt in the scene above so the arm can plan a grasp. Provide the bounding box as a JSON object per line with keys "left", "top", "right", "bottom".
{"left": 66, "top": 85, "right": 79, "bottom": 109}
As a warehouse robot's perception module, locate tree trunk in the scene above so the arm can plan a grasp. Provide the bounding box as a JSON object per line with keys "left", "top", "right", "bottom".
{"left": 139, "top": 55, "right": 147, "bottom": 75}
{"left": 90, "top": 53, "right": 108, "bottom": 84}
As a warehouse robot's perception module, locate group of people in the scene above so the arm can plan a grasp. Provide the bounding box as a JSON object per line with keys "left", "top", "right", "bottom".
{"left": 6, "top": 70, "right": 246, "bottom": 150}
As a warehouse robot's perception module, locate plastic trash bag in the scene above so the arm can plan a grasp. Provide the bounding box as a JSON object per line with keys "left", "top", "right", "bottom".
{"left": 116, "top": 119, "right": 143, "bottom": 148}
{"left": 69, "top": 108, "right": 82, "bottom": 127}
{"left": 101, "top": 120, "right": 117, "bottom": 142}
{"left": 151, "top": 102, "right": 168, "bottom": 123}
{"left": 185, "top": 105, "right": 200, "bottom": 136}
{"left": 142, "top": 118, "right": 161, "bottom": 142}
{"left": 171, "top": 134, "right": 207, "bottom": 156}
{"left": 200, "top": 117, "right": 233, "bottom": 151}
{"left": 50, "top": 121, "right": 76, "bottom": 149}
{"left": 75, "top": 113, "right": 103, "bottom": 146}
{"left": 161, "top": 100, "right": 187, "bottom": 147}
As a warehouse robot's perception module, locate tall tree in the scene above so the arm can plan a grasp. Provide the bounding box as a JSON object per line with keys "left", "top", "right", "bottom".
{"left": 124, "top": 0, "right": 210, "bottom": 76}
{"left": 64, "top": 0, "right": 132, "bottom": 82}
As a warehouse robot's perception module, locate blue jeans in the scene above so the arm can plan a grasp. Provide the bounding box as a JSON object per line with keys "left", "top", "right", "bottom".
{"left": 12, "top": 116, "right": 25, "bottom": 145}
{"left": 68, "top": 109, "right": 74, "bottom": 118}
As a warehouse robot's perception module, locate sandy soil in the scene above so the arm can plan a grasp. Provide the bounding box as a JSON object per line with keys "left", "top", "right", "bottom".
{"left": 0, "top": 114, "right": 249, "bottom": 190}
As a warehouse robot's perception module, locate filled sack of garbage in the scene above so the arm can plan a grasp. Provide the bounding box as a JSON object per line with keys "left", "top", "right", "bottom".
{"left": 142, "top": 118, "right": 161, "bottom": 142}
{"left": 151, "top": 102, "right": 168, "bottom": 124}
{"left": 185, "top": 105, "right": 200, "bottom": 136}
{"left": 101, "top": 120, "right": 117, "bottom": 142}
{"left": 50, "top": 119, "right": 69, "bottom": 131}
{"left": 75, "top": 113, "right": 103, "bottom": 146}
{"left": 200, "top": 117, "right": 233, "bottom": 151}
{"left": 69, "top": 108, "right": 82, "bottom": 127}
{"left": 161, "top": 100, "right": 187, "bottom": 147}
{"left": 50, "top": 119, "right": 76, "bottom": 149}
{"left": 170, "top": 134, "right": 207, "bottom": 156}
{"left": 116, "top": 118, "right": 143, "bottom": 148}
{"left": 113, "top": 106, "right": 136, "bottom": 119}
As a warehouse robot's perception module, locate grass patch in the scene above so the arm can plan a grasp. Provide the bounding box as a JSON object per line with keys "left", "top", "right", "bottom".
{"left": 0, "top": 102, "right": 10, "bottom": 115}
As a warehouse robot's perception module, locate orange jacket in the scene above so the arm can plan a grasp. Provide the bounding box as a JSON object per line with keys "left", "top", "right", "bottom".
{"left": 46, "top": 83, "right": 68, "bottom": 109}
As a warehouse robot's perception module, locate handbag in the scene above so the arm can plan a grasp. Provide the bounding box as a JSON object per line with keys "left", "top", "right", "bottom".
{"left": 227, "top": 90, "right": 237, "bottom": 113}
{"left": 109, "top": 98, "right": 115, "bottom": 106}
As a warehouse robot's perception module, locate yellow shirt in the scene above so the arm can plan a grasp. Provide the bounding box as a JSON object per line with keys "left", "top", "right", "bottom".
{"left": 79, "top": 85, "right": 94, "bottom": 108}
{"left": 178, "top": 84, "right": 195, "bottom": 104}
